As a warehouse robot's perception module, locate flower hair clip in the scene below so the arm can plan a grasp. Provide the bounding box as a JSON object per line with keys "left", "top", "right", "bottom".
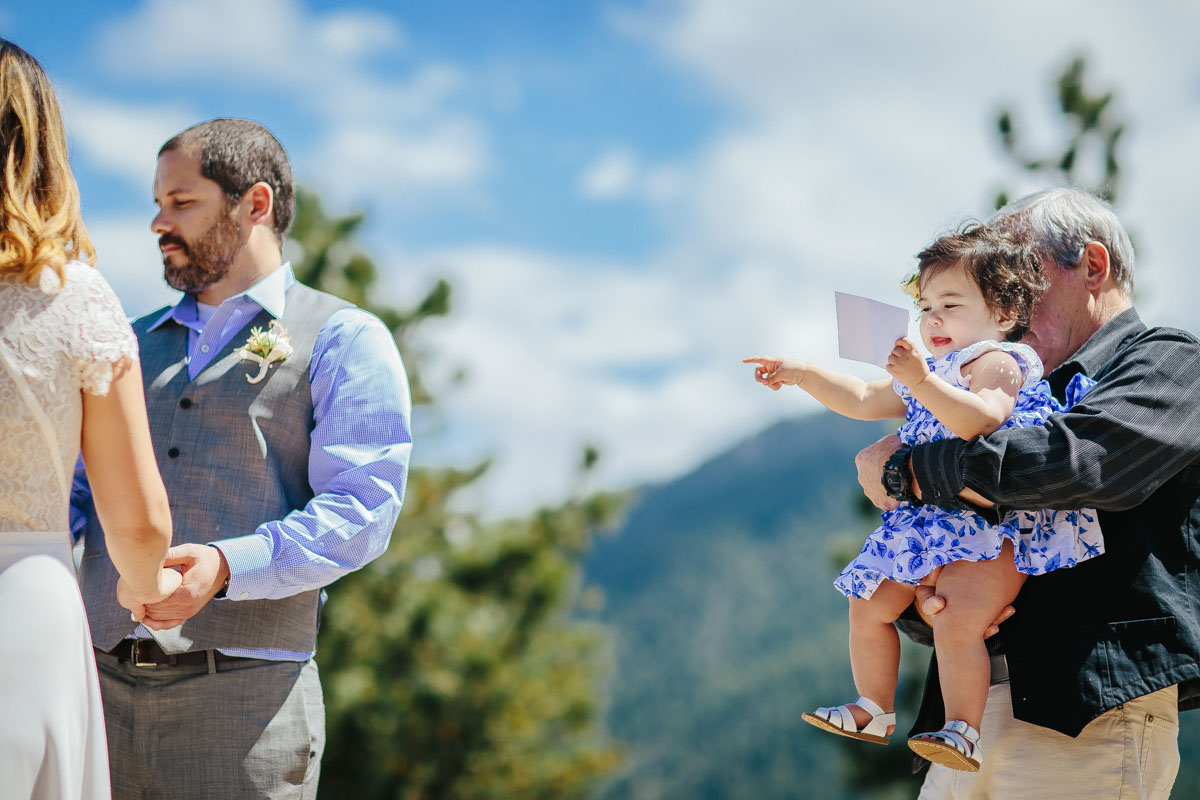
{"left": 899, "top": 272, "right": 921, "bottom": 303}
{"left": 236, "top": 320, "right": 294, "bottom": 384}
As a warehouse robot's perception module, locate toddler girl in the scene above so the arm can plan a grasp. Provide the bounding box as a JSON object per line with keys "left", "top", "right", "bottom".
{"left": 743, "top": 223, "right": 1103, "bottom": 772}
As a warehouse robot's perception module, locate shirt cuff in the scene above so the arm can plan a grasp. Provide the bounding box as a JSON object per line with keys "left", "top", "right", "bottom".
{"left": 912, "top": 439, "right": 1003, "bottom": 524}
{"left": 208, "top": 534, "right": 273, "bottom": 601}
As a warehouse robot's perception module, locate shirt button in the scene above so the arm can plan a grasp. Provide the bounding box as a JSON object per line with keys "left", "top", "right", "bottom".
{"left": 200, "top": 344, "right": 210, "bottom": 353}
{"left": 240, "top": 592, "right": 249, "bottom": 599}
{"left": 179, "top": 398, "right": 192, "bottom": 409}
{"left": 167, "top": 447, "right": 180, "bottom": 459}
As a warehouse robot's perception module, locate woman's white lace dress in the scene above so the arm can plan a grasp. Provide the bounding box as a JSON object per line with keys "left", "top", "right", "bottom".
{"left": 0, "top": 261, "right": 137, "bottom": 800}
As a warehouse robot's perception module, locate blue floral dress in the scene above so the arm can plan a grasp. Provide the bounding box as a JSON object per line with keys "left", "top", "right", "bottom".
{"left": 834, "top": 340, "right": 1105, "bottom": 601}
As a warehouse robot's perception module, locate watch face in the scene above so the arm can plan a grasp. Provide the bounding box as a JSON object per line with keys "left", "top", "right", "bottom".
{"left": 883, "top": 468, "right": 903, "bottom": 495}
{"left": 882, "top": 452, "right": 910, "bottom": 500}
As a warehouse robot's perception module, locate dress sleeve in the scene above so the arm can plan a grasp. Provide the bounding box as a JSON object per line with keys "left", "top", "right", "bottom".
{"left": 67, "top": 264, "right": 139, "bottom": 396}
{"left": 952, "top": 340, "right": 1043, "bottom": 391}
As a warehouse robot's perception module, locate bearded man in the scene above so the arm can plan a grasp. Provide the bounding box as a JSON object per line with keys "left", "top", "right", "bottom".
{"left": 71, "top": 118, "right": 412, "bottom": 799}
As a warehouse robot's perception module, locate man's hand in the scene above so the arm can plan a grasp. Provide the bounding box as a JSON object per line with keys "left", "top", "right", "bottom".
{"left": 913, "top": 580, "right": 1015, "bottom": 639}
{"left": 141, "top": 543, "right": 231, "bottom": 630}
{"left": 885, "top": 337, "right": 929, "bottom": 389}
{"left": 856, "top": 434, "right": 902, "bottom": 511}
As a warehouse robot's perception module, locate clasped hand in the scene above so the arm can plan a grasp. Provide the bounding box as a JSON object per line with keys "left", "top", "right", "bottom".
{"left": 116, "top": 543, "right": 231, "bottom": 629}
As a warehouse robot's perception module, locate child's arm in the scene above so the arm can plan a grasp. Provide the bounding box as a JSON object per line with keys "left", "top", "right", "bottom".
{"left": 743, "top": 356, "right": 907, "bottom": 421}
{"left": 886, "top": 340, "right": 1022, "bottom": 440}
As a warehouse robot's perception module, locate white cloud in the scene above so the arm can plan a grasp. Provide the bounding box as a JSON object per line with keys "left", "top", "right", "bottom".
{"left": 412, "top": 0, "right": 1200, "bottom": 516}
{"left": 94, "top": 0, "right": 489, "bottom": 197}
{"left": 578, "top": 147, "right": 685, "bottom": 205}
{"left": 53, "top": 0, "right": 1200, "bottom": 520}
{"left": 96, "top": 0, "right": 403, "bottom": 90}
{"left": 59, "top": 90, "right": 196, "bottom": 189}
{"left": 578, "top": 148, "right": 638, "bottom": 200}
{"left": 311, "top": 118, "right": 487, "bottom": 204}
{"left": 86, "top": 216, "right": 180, "bottom": 318}
{"left": 617, "top": 0, "right": 1200, "bottom": 331}
{"left": 396, "top": 242, "right": 888, "bottom": 515}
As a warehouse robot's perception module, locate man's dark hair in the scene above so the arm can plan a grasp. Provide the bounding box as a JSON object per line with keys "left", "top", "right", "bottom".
{"left": 159, "top": 118, "right": 294, "bottom": 243}
{"left": 915, "top": 222, "right": 1048, "bottom": 342}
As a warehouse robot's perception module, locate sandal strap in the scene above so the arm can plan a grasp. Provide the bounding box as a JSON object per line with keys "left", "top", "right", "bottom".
{"left": 943, "top": 719, "right": 980, "bottom": 744}
{"left": 813, "top": 698, "right": 895, "bottom": 737}
{"left": 854, "top": 695, "right": 886, "bottom": 717}
{"left": 854, "top": 696, "right": 896, "bottom": 730}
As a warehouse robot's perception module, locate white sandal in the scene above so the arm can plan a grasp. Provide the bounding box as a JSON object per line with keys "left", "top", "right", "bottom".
{"left": 908, "top": 719, "right": 982, "bottom": 772}
{"left": 801, "top": 695, "right": 895, "bottom": 745}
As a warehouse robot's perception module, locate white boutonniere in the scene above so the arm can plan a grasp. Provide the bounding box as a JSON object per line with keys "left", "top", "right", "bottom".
{"left": 236, "top": 320, "right": 294, "bottom": 384}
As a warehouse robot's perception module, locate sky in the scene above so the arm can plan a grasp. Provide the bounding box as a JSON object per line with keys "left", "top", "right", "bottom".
{"left": 6, "top": 1, "right": 1200, "bottom": 515}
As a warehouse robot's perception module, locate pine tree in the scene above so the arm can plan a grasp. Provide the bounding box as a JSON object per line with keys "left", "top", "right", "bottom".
{"left": 993, "top": 54, "right": 1126, "bottom": 208}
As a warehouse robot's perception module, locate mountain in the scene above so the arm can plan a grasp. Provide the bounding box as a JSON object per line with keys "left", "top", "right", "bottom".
{"left": 584, "top": 410, "right": 1200, "bottom": 799}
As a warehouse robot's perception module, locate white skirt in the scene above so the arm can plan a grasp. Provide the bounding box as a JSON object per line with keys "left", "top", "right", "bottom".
{"left": 0, "top": 532, "right": 110, "bottom": 800}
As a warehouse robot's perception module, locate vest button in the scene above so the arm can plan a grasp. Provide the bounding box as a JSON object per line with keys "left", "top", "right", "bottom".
{"left": 167, "top": 447, "right": 180, "bottom": 459}
{"left": 179, "top": 398, "right": 192, "bottom": 409}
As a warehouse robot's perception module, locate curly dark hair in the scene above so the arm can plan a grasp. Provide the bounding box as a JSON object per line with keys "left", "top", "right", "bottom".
{"left": 913, "top": 222, "right": 1047, "bottom": 342}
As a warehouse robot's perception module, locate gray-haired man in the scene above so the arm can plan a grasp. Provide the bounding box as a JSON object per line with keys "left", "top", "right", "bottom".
{"left": 860, "top": 187, "right": 1200, "bottom": 798}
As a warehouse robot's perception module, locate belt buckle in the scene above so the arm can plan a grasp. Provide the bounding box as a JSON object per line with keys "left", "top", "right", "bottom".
{"left": 130, "top": 639, "right": 160, "bottom": 668}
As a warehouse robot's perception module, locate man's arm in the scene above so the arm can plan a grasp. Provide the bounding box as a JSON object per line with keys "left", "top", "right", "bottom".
{"left": 914, "top": 329, "right": 1200, "bottom": 517}
{"left": 218, "top": 309, "right": 411, "bottom": 600}
{"left": 142, "top": 309, "right": 411, "bottom": 627}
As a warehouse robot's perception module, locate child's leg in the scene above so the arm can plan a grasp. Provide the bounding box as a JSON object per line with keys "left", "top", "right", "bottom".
{"left": 931, "top": 540, "right": 1026, "bottom": 731}
{"left": 845, "top": 578, "right": 917, "bottom": 732}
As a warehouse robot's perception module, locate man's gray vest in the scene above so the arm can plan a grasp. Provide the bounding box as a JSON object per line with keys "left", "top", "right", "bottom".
{"left": 80, "top": 282, "right": 352, "bottom": 653}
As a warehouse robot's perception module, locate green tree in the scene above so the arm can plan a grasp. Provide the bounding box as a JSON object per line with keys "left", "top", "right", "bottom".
{"left": 993, "top": 54, "right": 1126, "bottom": 208}
{"left": 287, "top": 189, "right": 624, "bottom": 799}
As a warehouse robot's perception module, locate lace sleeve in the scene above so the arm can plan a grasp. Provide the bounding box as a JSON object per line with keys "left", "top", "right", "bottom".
{"left": 66, "top": 263, "right": 139, "bottom": 396}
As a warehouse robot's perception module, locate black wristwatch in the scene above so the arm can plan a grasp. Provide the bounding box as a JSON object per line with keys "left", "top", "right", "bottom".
{"left": 881, "top": 445, "right": 922, "bottom": 505}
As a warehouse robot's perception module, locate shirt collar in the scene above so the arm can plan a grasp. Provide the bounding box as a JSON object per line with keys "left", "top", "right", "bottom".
{"left": 1047, "top": 306, "right": 1145, "bottom": 392}
{"left": 147, "top": 262, "right": 295, "bottom": 332}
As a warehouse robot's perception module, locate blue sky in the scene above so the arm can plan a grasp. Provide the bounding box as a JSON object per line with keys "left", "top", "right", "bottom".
{"left": 7, "top": 1, "right": 1200, "bottom": 514}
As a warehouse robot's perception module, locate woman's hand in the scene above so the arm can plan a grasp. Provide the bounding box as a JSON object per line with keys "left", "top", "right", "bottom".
{"left": 743, "top": 356, "right": 806, "bottom": 390}
{"left": 117, "top": 567, "right": 183, "bottom": 623}
{"left": 885, "top": 337, "right": 929, "bottom": 389}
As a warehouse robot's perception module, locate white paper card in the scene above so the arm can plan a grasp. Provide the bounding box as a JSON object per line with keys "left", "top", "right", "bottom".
{"left": 835, "top": 291, "right": 911, "bottom": 368}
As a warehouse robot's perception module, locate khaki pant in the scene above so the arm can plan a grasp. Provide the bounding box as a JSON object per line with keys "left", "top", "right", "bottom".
{"left": 918, "top": 682, "right": 1179, "bottom": 800}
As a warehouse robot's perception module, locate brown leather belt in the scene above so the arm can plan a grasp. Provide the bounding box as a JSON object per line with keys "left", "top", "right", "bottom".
{"left": 100, "top": 639, "right": 248, "bottom": 668}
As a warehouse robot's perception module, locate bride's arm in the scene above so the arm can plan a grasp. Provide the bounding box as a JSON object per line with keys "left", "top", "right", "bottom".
{"left": 80, "top": 356, "right": 178, "bottom": 609}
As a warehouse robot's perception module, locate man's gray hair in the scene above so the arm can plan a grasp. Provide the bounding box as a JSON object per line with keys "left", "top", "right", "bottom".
{"left": 991, "top": 187, "right": 1134, "bottom": 295}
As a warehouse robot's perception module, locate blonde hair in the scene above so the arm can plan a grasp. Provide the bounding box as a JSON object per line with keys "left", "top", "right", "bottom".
{"left": 0, "top": 39, "right": 94, "bottom": 284}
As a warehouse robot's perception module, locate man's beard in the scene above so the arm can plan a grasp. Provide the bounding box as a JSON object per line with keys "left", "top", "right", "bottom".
{"left": 161, "top": 211, "right": 244, "bottom": 294}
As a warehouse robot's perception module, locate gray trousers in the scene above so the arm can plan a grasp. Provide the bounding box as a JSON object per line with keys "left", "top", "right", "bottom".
{"left": 95, "top": 651, "right": 325, "bottom": 800}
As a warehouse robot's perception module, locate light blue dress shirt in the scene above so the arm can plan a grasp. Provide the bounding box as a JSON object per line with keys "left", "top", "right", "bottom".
{"left": 71, "top": 263, "right": 412, "bottom": 660}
